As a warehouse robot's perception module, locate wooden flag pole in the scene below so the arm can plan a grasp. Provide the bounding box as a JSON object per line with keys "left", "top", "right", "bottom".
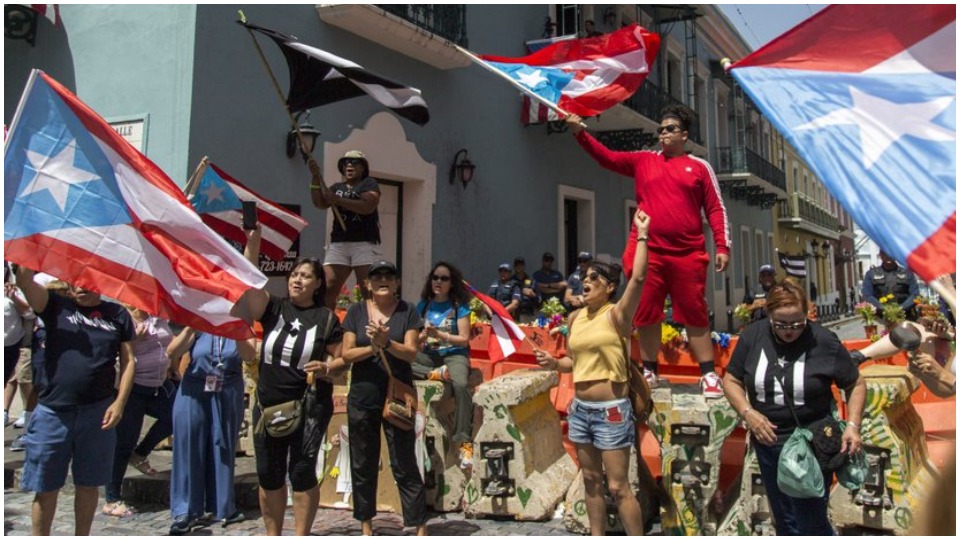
{"left": 183, "top": 156, "right": 210, "bottom": 200}
{"left": 454, "top": 44, "right": 588, "bottom": 129}
{"left": 239, "top": 12, "right": 347, "bottom": 231}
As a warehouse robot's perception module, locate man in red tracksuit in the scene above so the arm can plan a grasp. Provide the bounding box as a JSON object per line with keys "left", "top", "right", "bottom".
{"left": 566, "top": 105, "right": 731, "bottom": 398}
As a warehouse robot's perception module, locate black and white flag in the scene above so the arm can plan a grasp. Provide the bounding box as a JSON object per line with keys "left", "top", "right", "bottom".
{"left": 242, "top": 22, "right": 430, "bottom": 126}
{"left": 778, "top": 251, "right": 807, "bottom": 278}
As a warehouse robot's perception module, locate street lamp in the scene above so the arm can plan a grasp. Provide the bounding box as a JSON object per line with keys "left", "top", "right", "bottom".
{"left": 286, "top": 111, "right": 321, "bottom": 161}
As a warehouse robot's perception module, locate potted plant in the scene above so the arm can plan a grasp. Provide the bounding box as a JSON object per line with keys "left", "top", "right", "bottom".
{"left": 879, "top": 294, "right": 906, "bottom": 327}
{"left": 733, "top": 303, "right": 752, "bottom": 331}
{"left": 854, "top": 301, "right": 878, "bottom": 339}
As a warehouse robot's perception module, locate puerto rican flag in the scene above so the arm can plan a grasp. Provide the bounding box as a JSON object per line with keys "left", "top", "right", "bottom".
{"left": 188, "top": 160, "right": 307, "bottom": 262}
{"left": 729, "top": 5, "right": 955, "bottom": 282}
{"left": 4, "top": 70, "right": 267, "bottom": 339}
{"left": 478, "top": 23, "right": 660, "bottom": 121}
{"left": 465, "top": 282, "right": 526, "bottom": 364}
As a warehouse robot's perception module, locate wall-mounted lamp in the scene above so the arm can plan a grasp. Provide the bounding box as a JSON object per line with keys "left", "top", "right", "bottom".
{"left": 5, "top": 5, "right": 38, "bottom": 45}
{"left": 286, "top": 111, "right": 321, "bottom": 161}
{"left": 449, "top": 148, "right": 476, "bottom": 189}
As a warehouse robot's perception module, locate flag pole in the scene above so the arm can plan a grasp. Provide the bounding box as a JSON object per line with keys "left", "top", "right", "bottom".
{"left": 183, "top": 156, "right": 210, "bottom": 200}
{"left": 239, "top": 12, "right": 347, "bottom": 231}
{"left": 454, "top": 44, "right": 588, "bottom": 129}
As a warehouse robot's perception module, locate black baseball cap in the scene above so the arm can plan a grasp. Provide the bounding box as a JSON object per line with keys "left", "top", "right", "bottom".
{"left": 513, "top": 257, "right": 525, "bottom": 265}
{"left": 368, "top": 260, "right": 398, "bottom": 276}
{"left": 542, "top": 252, "right": 555, "bottom": 260}
{"left": 578, "top": 251, "right": 593, "bottom": 262}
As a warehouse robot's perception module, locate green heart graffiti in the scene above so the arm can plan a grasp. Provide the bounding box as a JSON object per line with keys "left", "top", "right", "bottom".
{"left": 466, "top": 482, "right": 479, "bottom": 504}
{"left": 711, "top": 408, "right": 737, "bottom": 436}
{"left": 517, "top": 486, "right": 532, "bottom": 508}
{"left": 423, "top": 385, "right": 438, "bottom": 404}
{"left": 506, "top": 424, "right": 522, "bottom": 442}
{"left": 440, "top": 479, "right": 450, "bottom": 496}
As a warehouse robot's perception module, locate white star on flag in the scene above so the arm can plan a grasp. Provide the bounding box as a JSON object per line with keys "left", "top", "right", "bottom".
{"left": 795, "top": 87, "right": 955, "bottom": 169}
{"left": 516, "top": 69, "right": 548, "bottom": 88}
{"left": 19, "top": 139, "right": 101, "bottom": 212}
{"left": 202, "top": 182, "right": 225, "bottom": 203}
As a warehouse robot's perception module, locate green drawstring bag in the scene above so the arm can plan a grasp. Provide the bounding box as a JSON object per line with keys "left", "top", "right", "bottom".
{"left": 836, "top": 420, "right": 868, "bottom": 490}
{"left": 777, "top": 427, "right": 825, "bottom": 498}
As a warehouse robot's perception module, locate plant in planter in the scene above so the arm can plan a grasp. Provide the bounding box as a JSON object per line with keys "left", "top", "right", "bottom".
{"left": 733, "top": 303, "right": 752, "bottom": 329}
{"left": 468, "top": 296, "right": 489, "bottom": 326}
{"left": 537, "top": 297, "right": 567, "bottom": 327}
{"left": 855, "top": 301, "right": 879, "bottom": 339}
{"left": 879, "top": 294, "right": 906, "bottom": 325}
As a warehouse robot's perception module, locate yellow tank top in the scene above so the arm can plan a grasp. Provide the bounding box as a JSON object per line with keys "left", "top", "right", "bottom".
{"left": 567, "top": 304, "right": 628, "bottom": 384}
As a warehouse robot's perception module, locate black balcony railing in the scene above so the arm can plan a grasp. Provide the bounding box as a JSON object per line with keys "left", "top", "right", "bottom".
{"left": 376, "top": 5, "right": 468, "bottom": 47}
{"left": 779, "top": 193, "right": 839, "bottom": 232}
{"left": 713, "top": 146, "right": 786, "bottom": 192}
{"left": 620, "top": 80, "right": 702, "bottom": 145}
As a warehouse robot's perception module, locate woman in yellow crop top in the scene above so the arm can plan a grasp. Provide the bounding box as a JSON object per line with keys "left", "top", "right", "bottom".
{"left": 535, "top": 210, "right": 650, "bottom": 536}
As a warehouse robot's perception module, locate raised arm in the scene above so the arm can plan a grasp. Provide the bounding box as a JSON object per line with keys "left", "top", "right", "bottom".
{"left": 166, "top": 326, "right": 198, "bottom": 362}
{"left": 566, "top": 114, "right": 638, "bottom": 177}
{"left": 14, "top": 266, "right": 48, "bottom": 314}
{"left": 611, "top": 210, "right": 651, "bottom": 333}
{"left": 231, "top": 226, "right": 270, "bottom": 324}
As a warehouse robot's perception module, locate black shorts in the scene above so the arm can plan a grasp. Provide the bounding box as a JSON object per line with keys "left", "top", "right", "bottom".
{"left": 252, "top": 398, "right": 332, "bottom": 492}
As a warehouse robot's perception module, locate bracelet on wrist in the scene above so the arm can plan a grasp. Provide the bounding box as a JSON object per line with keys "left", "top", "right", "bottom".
{"left": 636, "top": 236, "right": 649, "bottom": 242}
{"left": 741, "top": 407, "right": 752, "bottom": 417}
{"left": 310, "top": 185, "right": 322, "bottom": 191}
{"left": 847, "top": 421, "right": 860, "bottom": 429}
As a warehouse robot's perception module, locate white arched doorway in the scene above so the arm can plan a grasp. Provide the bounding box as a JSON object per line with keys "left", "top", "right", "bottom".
{"left": 323, "top": 113, "right": 436, "bottom": 299}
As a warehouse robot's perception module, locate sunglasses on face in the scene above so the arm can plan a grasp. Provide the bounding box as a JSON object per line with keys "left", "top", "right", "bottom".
{"left": 431, "top": 275, "right": 452, "bottom": 283}
{"left": 656, "top": 124, "right": 682, "bottom": 135}
{"left": 584, "top": 271, "right": 608, "bottom": 283}
{"left": 771, "top": 320, "right": 807, "bottom": 331}
{"left": 342, "top": 158, "right": 363, "bottom": 166}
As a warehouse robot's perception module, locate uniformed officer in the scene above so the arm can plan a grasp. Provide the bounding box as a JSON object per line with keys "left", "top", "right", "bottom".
{"left": 488, "top": 263, "right": 521, "bottom": 317}
{"left": 743, "top": 264, "right": 777, "bottom": 321}
{"left": 563, "top": 251, "right": 593, "bottom": 310}
{"left": 862, "top": 251, "right": 920, "bottom": 321}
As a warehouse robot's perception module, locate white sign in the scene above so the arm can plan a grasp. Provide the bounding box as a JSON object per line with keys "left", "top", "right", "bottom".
{"left": 110, "top": 119, "right": 145, "bottom": 151}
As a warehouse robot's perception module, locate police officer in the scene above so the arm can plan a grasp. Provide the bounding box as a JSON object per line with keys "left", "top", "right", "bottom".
{"left": 862, "top": 251, "right": 920, "bottom": 321}
{"left": 564, "top": 251, "right": 593, "bottom": 310}
{"left": 743, "top": 264, "right": 777, "bottom": 321}
{"left": 511, "top": 257, "right": 539, "bottom": 323}
{"left": 487, "top": 263, "right": 521, "bottom": 317}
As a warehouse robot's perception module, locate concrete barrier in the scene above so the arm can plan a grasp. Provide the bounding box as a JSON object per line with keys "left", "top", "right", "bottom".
{"left": 416, "top": 379, "right": 468, "bottom": 512}
{"left": 649, "top": 382, "right": 739, "bottom": 535}
{"left": 829, "top": 365, "right": 939, "bottom": 534}
{"left": 463, "top": 369, "right": 577, "bottom": 521}
{"left": 716, "top": 439, "right": 775, "bottom": 535}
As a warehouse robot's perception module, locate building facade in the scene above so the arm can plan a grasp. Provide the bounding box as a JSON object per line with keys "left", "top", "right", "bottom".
{"left": 4, "top": 4, "right": 857, "bottom": 330}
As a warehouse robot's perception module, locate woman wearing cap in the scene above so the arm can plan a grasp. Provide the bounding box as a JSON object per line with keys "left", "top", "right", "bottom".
{"left": 412, "top": 262, "right": 474, "bottom": 469}
{"left": 534, "top": 210, "right": 651, "bottom": 536}
{"left": 723, "top": 278, "right": 865, "bottom": 535}
{"left": 326, "top": 260, "right": 428, "bottom": 536}
{"left": 231, "top": 226, "right": 344, "bottom": 536}
{"left": 311, "top": 150, "right": 382, "bottom": 309}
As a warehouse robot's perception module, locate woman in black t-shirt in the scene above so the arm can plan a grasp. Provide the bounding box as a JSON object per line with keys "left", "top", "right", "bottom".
{"left": 723, "top": 279, "right": 865, "bottom": 536}
{"left": 232, "top": 227, "right": 343, "bottom": 536}
{"left": 311, "top": 150, "right": 382, "bottom": 309}
{"left": 326, "top": 260, "right": 427, "bottom": 536}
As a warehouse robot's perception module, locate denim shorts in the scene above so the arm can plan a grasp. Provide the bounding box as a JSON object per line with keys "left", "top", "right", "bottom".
{"left": 20, "top": 397, "right": 117, "bottom": 492}
{"left": 566, "top": 397, "right": 635, "bottom": 450}
{"left": 323, "top": 241, "right": 381, "bottom": 267}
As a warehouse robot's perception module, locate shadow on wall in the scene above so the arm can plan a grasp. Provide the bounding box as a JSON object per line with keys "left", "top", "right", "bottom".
{"left": 4, "top": 10, "right": 75, "bottom": 121}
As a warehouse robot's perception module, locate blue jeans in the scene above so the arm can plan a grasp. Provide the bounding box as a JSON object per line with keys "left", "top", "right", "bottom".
{"left": 754, "top": 441, "right": 835, "bottom": 535}
{"left": 566, "top": 398, "right": 635, "bottom": 450}
{"left": 105, "top": 382, "right": 176, "bottom": 502}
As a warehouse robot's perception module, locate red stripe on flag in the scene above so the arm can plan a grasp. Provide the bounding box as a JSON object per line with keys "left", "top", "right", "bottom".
{"left": 209, "top": 163, "right": 306, "bottom": 239}
{"left": 733, "top": 5, "right": 955, "bottom": 72}
{"left": 907, "top": 212, "right": 956, "bottom": 282}
{"left": 4, "top": 235, "right": 253, "bottom": 339}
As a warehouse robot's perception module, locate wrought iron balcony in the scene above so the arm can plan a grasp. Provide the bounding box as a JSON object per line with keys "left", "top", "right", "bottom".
{"left": 375, "top": 5, "right": 468, "bottom": 47}
{"left": 620, "top": 80, "right": 702, "bottom": 145}
{"left": 778, "top": 192, "right": 840, "bottom": 239}
{"left": 713, "top": 146, "right": 786, "bottom": 192}
{"left": 317, "top": 5, "right": 469, "bottom": 70}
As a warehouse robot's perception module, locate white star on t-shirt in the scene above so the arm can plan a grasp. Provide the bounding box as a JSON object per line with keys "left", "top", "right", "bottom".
{"left": 289, "top": 319, "right": 302, "bottom": 332}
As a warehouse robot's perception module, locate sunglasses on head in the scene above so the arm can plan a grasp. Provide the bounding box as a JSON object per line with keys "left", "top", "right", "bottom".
{"left": 771, "top": 320, "right": 807, "bottom": 331}
{"left": 431, "top": 274, "right": 451, "bottom": 282}
{"left": 656, "top": 124, "right": 682, "bottom": 135}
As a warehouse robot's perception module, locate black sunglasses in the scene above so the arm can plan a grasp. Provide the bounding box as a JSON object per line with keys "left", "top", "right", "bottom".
{"left": 771, "top": 320, "right": 807, "bottom": 331}
{"left": 585, "top": 271, "right": 608, "bottom": 283}
{"left": 431, "top": 275, "right": 452, "bottom": 282}
{"left": 656, "top": 124, "right": 682, "bottom": 135}
{"left": 342, "top": 158, "right": 363, "bottom": 166}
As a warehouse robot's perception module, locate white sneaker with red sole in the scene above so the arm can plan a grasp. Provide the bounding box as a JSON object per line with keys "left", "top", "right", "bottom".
{"left": 700, "top": 372, "right": 724, "bottom": 399}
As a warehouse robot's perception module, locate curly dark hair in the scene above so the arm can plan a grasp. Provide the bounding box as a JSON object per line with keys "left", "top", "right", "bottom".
{"left": 590, "top": 261, "right": 623, "bottom": 301}
{"left": 419, "top": 262, "right": 470, "bottom": 309}
{"left": 288, "top": 257, "right": 326, "bottom": 307}
{"left": 660, "top": 104, "right": 694, "bottom": 132}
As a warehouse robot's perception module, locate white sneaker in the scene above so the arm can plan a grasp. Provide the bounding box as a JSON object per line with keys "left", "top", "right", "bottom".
{"left": 700, "top": 372, "right": 724, "bottom": 399}
{"left": 12, "top": 412, "right": 26, "bottom": 429}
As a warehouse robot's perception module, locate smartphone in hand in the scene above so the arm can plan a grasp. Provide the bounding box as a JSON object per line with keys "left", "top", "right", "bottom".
{"left": 241, "top": 200, "right": 258, "bottom": 230}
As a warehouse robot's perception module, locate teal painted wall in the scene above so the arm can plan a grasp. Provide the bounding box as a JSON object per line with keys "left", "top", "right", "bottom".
{"left": 4, "top": 4, "right": 196, "bottom": 182}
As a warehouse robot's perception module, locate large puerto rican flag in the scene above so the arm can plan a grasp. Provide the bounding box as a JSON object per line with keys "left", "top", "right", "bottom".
{"left": 464, "top": 282, "right": 526, "bottom": 364}
{"left": 729, "top": 5, "right": 955, "bottom": 282}
{"left": 189, "top": 160, "right": 308, "bottom": 262}
{"left": 478, "top": 23, "right": 660, "bottom": 119}
{"left": 4, "top": 70, "right": 267, "bottom": 339}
